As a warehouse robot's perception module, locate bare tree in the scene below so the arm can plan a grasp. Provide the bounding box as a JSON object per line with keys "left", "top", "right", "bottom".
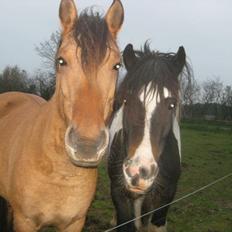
{"left": 35, "top": 31, "right": 60, "bottom": 71}
{"left": 202, "top": 77, "right": 223, "bottom": 104}
{"left": 181, "top": 77, "right": 201, "bottom": 106}
{"left": 34, "top": 31, "right": 60, "bottom": 99}
{"left": 220, "top": 85, "right": 232, "bottom": 120}
{"left": 222, "top": 85, "right": 232, "bottom": 106}
{"left": 0, "top": 66, "right": 29, "bottom": 93}
{"left": 201, "top": 77, "right": 224, "bottom": 119}
{"left": 180, "top": 73, "right": 200, "bottom": 118}
{"left": 32, "top": 70, "right": 56, "bottom": 100}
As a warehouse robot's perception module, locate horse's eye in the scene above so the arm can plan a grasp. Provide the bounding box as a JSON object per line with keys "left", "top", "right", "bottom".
{"left": 166, "top": 97, "right": 177, "bottom": 110}
{"left": 56, "top": 57, "right": 67, "bottom": 66}
{"left": 168, "top": 103, "right": 176, "bottom": 110}
{"left": 113, "top": 63, "right": 122, "bottom": 71}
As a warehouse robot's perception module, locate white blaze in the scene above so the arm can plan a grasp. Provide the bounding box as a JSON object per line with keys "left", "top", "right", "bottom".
{"left": 163, "top": 87, "right": 171, "bottom": 98}
{"left": 164, "top": 86, "right": 181, "bottom": 158}
{"left": 172, "top": 115, "right": 181, "bottom": 158}
{"left": 133, "top": 84, "right": 159, "bottom": 163}
{"left": 109, "top": 104, "right": 124, "bottom": 147}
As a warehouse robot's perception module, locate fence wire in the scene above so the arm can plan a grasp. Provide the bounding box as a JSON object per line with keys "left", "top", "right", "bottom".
{"left": 104, "top": 172, "right": 232, "bottom": 232}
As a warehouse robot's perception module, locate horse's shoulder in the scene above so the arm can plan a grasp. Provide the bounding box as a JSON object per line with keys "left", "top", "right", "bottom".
{"left": 0, "top": 92, "right": 46, "bottom": 118}
{"left": 25, "top": 93, "right": 47, "bottom": 106}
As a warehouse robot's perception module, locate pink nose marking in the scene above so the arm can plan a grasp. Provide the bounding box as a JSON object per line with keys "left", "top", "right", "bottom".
{"left": 124, "top": 157, "right": 158, "bottom": 180}
{"left": 127, "top": 165, "right": 139, "bottom": 177}
{"left": 129, "top": 165, "right": 139, "bottom": 176}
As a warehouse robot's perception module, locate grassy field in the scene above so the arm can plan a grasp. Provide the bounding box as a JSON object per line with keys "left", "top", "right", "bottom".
{"left": 83, "top": 120, "right": 232, "bottom": 232}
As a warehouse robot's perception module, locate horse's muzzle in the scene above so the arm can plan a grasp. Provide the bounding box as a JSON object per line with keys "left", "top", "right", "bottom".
{"left": 65, "top": 126, "right": 109, "bottom": 168}
{"left": 123, "top": 158, "right": 158, "bottom": 194}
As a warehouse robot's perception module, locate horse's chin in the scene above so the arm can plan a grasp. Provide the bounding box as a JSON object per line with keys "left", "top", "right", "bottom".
{"left": 123, "top": 174, "right": 155, "bottom": 195}
{"left": 125, "top": 183, "right": 151, "bottom": 195}
{"left": 127, "top": 187, "right": 147, "bottom": 195}
{"left": 65, "top": 145, "right": 106, "bottom": 168}
{"left": 69, "top": 158, "right": 101, "bottom": 168}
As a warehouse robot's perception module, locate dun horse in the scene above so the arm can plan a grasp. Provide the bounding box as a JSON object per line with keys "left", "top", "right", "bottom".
{"left": 109, "top": 43, "right": 190, "bottom": 231}
{"left": 0, "top": 0, "right": 124, "bottom": 231}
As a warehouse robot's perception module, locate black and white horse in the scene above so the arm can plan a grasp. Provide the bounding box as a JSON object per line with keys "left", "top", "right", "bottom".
{"left": 108, "top": 43, "right": 190, "bottom": 232}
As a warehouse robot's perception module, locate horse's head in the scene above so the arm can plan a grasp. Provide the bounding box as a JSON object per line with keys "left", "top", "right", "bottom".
{"left": 116, "top": 43, "right": 187, "bottom": 193}
{"left": 55, "top": 0, "right": 124, "bottom": 167}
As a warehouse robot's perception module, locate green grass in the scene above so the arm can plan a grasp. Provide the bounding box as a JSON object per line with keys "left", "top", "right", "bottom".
{"left": 83, "top": 121, "right": 232, "bottom": 232}
{"left": 167, "top": 122, "right": 232, "bottom": 232}
{"left": 45, "top": 121, "right": 232, "bottom": 231}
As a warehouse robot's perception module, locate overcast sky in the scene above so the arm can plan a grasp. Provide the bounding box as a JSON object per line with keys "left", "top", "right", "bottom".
{"left": 0, "top": 0, "right": 231, "bottom": 85}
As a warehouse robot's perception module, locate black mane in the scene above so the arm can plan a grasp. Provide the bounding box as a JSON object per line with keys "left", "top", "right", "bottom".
{"left": 117, "top": 42, "right": 192, "bottom": 106}
{"left": 73, "top": 8, "right": 113, "bottom": 74}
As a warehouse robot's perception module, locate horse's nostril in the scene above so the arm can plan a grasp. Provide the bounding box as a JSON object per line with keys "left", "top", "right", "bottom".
{"left": 67, "top": 126, "right": 78, "bottom": 149}
{"left": 150, "top": 164, "right": 156, "bottom": 176}
{"left": 97, "top": 130, "right": 106, "bottom": 147}
{"left": 96, "top": 129, "right": 109, "bottom": 152}
{"left": 124, "top": 158, "right": 132, "bottom": 167}
{"left": 125, "top": 167, "right": 132, "bottom": 177}
{"left": 139, "top": 164, "right": 156, "bottom": 180}
{"left": 131, "top": 174, "right": 139, "bottom": 186}
{"left": 139, "top": 166, "right": 149, "bottom": 179}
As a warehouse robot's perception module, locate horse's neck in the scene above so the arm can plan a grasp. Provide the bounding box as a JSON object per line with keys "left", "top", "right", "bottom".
{"left": 40, "top": 95, "right": 66, "bottom": 145}
{"left": 32, "top": 94, "right": 73, "bottom": 175}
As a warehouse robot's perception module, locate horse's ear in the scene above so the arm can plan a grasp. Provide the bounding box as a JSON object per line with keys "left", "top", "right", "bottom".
{"left": 174, "top": 46, "right": 186, "bottom": 72}
{"left": 105, "top": 0, "right": 124, "bottom": 38}
{"left": 59, "top": 0, "right": 78, "bottom": 35}
{"left": 123, "top": 44, "right": 137, "bottom": 70}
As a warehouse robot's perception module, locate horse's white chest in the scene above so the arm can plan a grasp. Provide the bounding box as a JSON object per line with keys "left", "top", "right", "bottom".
{"left": 134, "top": 196, "right": 145, "bottom": 229}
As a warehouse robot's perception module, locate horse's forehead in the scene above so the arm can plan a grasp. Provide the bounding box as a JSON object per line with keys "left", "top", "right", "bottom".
{"left": 139, "top": 83, "right": 160, "bottom": 117}
{"left": 138, "top": 84, "right": 172, "bottom": 117}
{"left": 108, "top": 44, "right": 121, "bottom": 60}
{"left": 59, "top": 36, "right": 119, "bottom": 62}
{"left": 58, "top": 36, "right": 77, "bottom": 54}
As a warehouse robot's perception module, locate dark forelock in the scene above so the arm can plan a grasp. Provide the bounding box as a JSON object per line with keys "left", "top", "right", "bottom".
{"left": 117, "top": 42, "right": 192, "bottom": 106}
{"left": 73, "top": 8, "right": 113, "bottom": 75}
